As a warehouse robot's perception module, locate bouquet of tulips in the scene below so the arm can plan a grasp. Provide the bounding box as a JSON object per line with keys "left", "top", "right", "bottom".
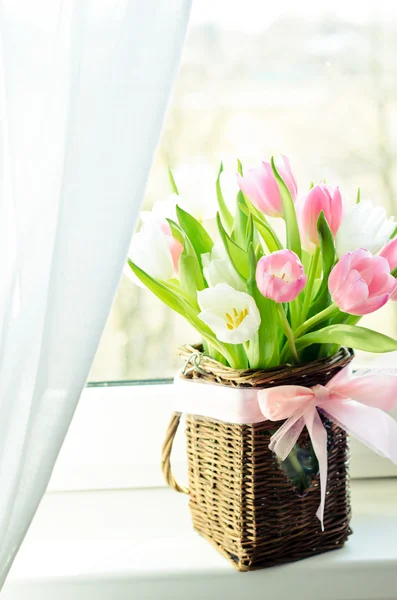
{"left": 127, "top": 156, "right": 397, "bottom": 369}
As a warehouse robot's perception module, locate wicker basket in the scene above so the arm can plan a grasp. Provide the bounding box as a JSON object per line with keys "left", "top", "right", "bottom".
{"left": 162, "top": 346, "right": 353, "bottom": 571}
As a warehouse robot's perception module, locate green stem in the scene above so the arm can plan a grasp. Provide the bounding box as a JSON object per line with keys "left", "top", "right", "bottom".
{"left": 280, "top": 342, "right": 291, "bottom": 365}
{"left": 206, "top": 342, "right": 227, "bottom": 365}
{"left": 232, "top": 343, "right": 249, "bottom": 369}
{"left": 277, "top": 304, "right": 299, "bottom": 364}
{"left": 289, "top": 298, "right": 300, "bottom": 330}
{"left": 203, "top": 335, "right": 241, "bottom": 369}
{"left": 285, "top": 446, "right": 305, "bottom": 480}
{"left": 294, "top": 303, "right": 339, "bottom": 339}
{"left": 301, "top": 246, "right": 321, "bottom": 323}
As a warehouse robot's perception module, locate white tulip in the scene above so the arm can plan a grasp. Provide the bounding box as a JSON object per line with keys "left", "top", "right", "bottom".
{"left": 202, "top": 243, "right": 246, "bottom": 292}
{"left": 198, "top": 283, "right": 261, "bottom": 344}
{"left": 126, "top": 223, "right": 174, "bottom": 286}
{"left": 336, "top": 200, "right": 395, "bottom": 257}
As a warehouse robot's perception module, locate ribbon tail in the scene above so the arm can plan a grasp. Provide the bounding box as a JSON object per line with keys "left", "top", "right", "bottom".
{"left": 269, "top": 412, "right": 305, "bottom": 461}
{"left": 323, "top": 400, "right": 397, "bottom": 465}
{"left": 304, "top": 409, "right": 328, "bottom": 531}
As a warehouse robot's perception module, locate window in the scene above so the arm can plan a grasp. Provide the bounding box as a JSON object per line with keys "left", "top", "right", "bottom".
{"left": 88, "top": 0, "right": 397, "bottom": 382}
{"left": 49, "top": 1, "right": 397, "bottom": 492}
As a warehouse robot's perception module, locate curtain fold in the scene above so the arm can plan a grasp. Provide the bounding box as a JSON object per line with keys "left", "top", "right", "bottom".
{"left": 0, "top": 0, "right": 192, "bottom": 587}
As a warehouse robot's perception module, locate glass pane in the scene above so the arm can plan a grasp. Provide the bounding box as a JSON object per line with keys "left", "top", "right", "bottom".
{"left": 89, "top": 0, "right": 397, "bottom": 382}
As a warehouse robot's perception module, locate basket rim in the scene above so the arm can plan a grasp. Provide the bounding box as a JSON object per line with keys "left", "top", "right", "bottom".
{"left": 178, "top": 344, "right": 354, "bottom": 388}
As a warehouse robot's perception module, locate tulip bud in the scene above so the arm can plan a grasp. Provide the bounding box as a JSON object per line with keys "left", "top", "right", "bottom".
{"left": 329, "top": 249, "right": 395, "bottom": 315}
{"left": 202, "top": 243, "right": 245, "bottom": 291}
{"left": 126, "top": 223, "right": 181, "bottom": 285}
{"left": 256, "top": 249, "right": 307, "bottom": 303}
{"left": 237, "top": 155, "right": 297, "bottom": 218}
{"left": 336, "top": 200, "right": 395, "bottom": 257}
{"left": 297, "top": 184, "right": 343, "bottom": 251}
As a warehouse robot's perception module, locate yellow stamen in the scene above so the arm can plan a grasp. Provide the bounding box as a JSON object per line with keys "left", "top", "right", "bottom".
{"left": 225, "top": 306, "right": 249, "bottom": 330}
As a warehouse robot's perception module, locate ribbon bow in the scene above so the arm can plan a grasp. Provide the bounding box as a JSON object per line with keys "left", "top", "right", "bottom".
{"left": 258, "top": 366, "right": 397, "bottom": 530}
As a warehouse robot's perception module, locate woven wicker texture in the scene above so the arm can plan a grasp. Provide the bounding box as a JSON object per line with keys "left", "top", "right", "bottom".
{"left": 164, "top": 346, "right": 353, "bottom": 571}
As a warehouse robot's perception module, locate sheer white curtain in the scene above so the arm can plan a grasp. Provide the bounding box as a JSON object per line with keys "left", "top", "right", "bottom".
{"left": 0, "top": 0, "right": 192, "bottom": 588}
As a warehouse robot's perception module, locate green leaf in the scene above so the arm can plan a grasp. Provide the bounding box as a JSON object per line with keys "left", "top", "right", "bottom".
{"left": 271, "top": 156, "right": 301, "bottom": 259}
{"left": 308, "top": 211, "right": 336, "bottom": 318}
{"left": 255, "top": 241, "right": 264, "bottom": 261}
{"left": 392, "top": 266, "right": 397, "bottom": 277}
{"left": 216, "top": 162, "right": 234, "bottom": 234}
{"left": 168, "top": 167, "right": 179, "bottom": 195}
{"left": 180, "top": 253, "right": 206, "bottom": 298}
{"left": 247, "top": 243, "right": 279, "bottom": 368}
{"left": 237, "top": 158, "right": 243, "bottom": 176}
{"left": 167, "top": 219, "right": 206, "bottom": 298}
{"left": 217, "top": 212, "right": 249, "bottom": 279}
{"left": 356, "top": 187, "right": 361, "bottom": 204}
{"left": 246, "top": 213, "right": 254, "bottom": 249}
{"left": 128, "top": 260, "right": 238, "bottom": 366}
{"left": 295, "top": 324, "right": 397, "bottom": 353}
{"left": 232, "top": 191, "right": 248, "bottom": 248}
{"left": 390, "top": 225, "right": 397, "bottom": 240}
{"left": 238, "top": 198, "right": 282, "bottom": 252}
{"left": 176, "top": 205, "right": 214, "bottom": 264}
{"left": 128, "top": 259, "right": 190, "bottom": 316}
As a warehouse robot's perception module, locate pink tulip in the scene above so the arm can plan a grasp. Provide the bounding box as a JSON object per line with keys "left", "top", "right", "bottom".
{"left": 237, "top": 155, "right": 297, "bottom": 218}
{"left": 256, "top": 249, "right": 307, "bottom": 303}
{"left": 380, "top": 238, "right": 397, "bottom": 300}
{"left": 298, "top": 184, "right": 343, "bottom": 249}
{"left": 159, "top": 222, "right": 183, "bottom": 273}
{"left": 328, "top": 248, "right": 396, "bottom": 315}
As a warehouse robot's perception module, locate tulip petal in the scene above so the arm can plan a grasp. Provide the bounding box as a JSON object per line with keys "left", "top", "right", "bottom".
{"left": 336, "top": 200, "right": 395, "bottom": 256}
{"left": 349, "top": 293, "right": 390, "bottom": 316}
{"left": 328, "top": 252, "right": 352, "bottom": 297}
{"left": 167, "top": 236, "right": 183, "bottom": 273}
{"left": 381, "top": 238, "right": 397, "bottom": 271}
{"left": 331, "top": 268, "right": 368, "bottom": 311}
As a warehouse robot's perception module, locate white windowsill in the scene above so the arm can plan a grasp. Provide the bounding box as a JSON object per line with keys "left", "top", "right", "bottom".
{"left": 47, "top": 381, "right": 397, "bottom": 494}
{"left": 3, "top": 479, "right": 397, "bottom": 600}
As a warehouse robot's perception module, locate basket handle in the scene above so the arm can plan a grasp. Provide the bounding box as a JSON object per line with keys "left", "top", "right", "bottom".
{"left": 161, "top": 412, "right": 189, "bottom": 494}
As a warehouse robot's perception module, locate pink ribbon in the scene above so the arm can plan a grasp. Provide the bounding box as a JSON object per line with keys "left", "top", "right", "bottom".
{"left": 258, "top": 366, "right": 397, "bottom": 529}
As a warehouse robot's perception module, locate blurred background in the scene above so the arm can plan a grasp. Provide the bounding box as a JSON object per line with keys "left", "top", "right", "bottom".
{"left": 89, "top": 0, "right": 397, "bottom": 381}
